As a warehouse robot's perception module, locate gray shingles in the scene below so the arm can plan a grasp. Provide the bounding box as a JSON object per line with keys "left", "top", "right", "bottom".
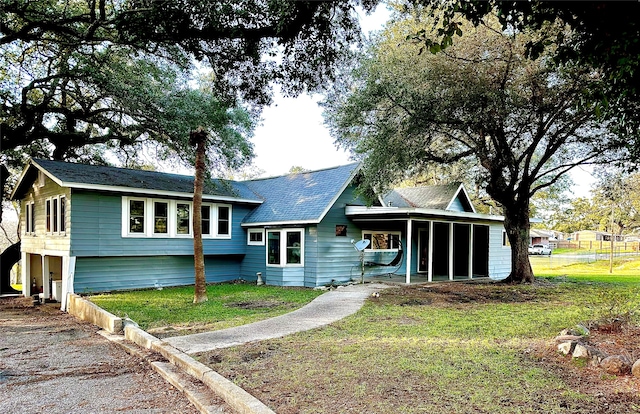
{"left": 242, "top": 163, "right": 359, "bottom": 224}
{"left": 381, "top": 183, "right": 462, "bottom": 210}
{"left": 33, "top": 159, "right": 260, "bottom": 200}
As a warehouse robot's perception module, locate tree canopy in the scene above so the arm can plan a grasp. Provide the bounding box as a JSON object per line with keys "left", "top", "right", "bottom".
{"left": 406, "top": 0, "right": 640, "bottom": 154}
{"left": 324, "top": 12, "right": 627, "bottom": 282}
{"left": 0, "top": 0, "right": 373, "bottom": 222}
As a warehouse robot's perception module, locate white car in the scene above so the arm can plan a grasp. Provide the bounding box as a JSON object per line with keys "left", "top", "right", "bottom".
{"left": 528, "top": 244, "right": 552, "bottom": 255}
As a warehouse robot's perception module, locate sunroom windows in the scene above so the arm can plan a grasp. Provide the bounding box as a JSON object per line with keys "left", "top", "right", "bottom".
{"left": 267, "top": 229, "right": 304, "bottom": 267}
{"left": 122, "top": 197, "right": 231, "bottom": 238}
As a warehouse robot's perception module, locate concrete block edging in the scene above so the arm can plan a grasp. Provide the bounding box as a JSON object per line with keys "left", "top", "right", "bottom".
{"left": 125, "top": 324, "right": 275, "bottom": 414}
{"left": 66, "top": 293, "right": 123, "bottom": 333}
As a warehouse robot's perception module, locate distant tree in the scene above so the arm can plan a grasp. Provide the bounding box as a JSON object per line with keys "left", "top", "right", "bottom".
{"left": 325, "top": 14, "right": 624, "bottom": 283}
{"left": 288, "top": 166, "right": 310, "bottom": 174}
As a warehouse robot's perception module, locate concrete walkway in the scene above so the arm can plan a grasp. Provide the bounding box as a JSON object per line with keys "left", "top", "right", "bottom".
{"left": 165, "top": 283, "right": 390, "bottom": 355}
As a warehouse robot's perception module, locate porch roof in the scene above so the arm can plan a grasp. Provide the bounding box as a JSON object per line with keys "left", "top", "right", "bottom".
{"left": 345, "top": 205, "right": 505, "bottom": 223}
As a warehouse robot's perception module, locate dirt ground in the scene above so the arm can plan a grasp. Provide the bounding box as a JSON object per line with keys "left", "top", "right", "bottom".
{"left": 0, "top": 297, "right": 200, "bottom": 414}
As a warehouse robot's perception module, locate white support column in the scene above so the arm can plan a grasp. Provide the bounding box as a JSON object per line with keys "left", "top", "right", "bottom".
{"left": 21, "top": 252, "right": 28, "bottom": 297}
{"left": 449, "top": 223, "right": 454, "bottom": 281}
{"left": 42, "top": 255, "right": 50, "bottom": 301}
{"left": 406, "top": 219, "right": 413, "bottom": 284}
{"left": 468, "top": 225, "right": 474, "bottom": 279}
{"left": 60, "top": 256, "right": 76, "bottom": 311}
{"left": 428, "top": 221, "right": 433, "bottom": 282}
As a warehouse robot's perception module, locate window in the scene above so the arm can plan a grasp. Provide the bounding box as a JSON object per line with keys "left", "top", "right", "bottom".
{"left": 362, "top": 231, "right": 401, "bottom": 250}
{"left": 176, "top": 203, "right": 191, "bottom": 235}
{"left": 25, "top": 202, "right": 35, "bottom": 235}
{"left": 502, "top": 231, "right": 511, "bottom": 247}
{"left": 122, "top": 197, "right": 230, "bottom": 238}
{"left": 267, "top": 229, "right": 304, "bottom": 266}
{"left": 59, "top": 196, "right": 66, "bottom": 233}
{"left": 248, "top": 229, "right": 265, "bottom": 246}
{"left": 217, "top": 205, "right": 230, "bottom": 236}
{"left": 201, "top": 205, "right": 211, "bottom": 235}
{"left": 52, "top": 197, "right": 58, "bottom": 233}
{"left": 45, "top": 199, "right": 51, "bottom": 233}
{"left": 129, "top": 199, "right": 146, "bottom": 234}
{"left": 286, "top": 231, "right": 302, "bottom": 264}
{"left": 154, "top": 201, "right": 168, "bottom": 234}
{"left": 335, "top": 225, "right": 347, "bottom": 237}
{"left": 268, "top": 231, "right": 281, "bottom": 265}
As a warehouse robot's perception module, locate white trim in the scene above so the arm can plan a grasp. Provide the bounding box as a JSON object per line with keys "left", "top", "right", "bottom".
{"left": 122, "top": 196, "right": 148, "bottom": 237}
{"left": 151, "top": 199, "right": 170, "bottom": 236}
{"left": 345, "top": 206, "right": 504, "bottom": 222}
{"left": 242, "top": 219, "right": 320, "bottom": 228}
{"left": 406, "top": 219, "right": 412, "bottom": 284}
{"left": 445, "top": 183, "right": 477, "bottom": 214}
{"left": 216, "top": 204, "right": 232, "bottom": 239}
{"left": 266, "top": 228, "right": 305, "bottom": 267}
{"left": 175, "top": 201, "right": 193, "bottom": 237}
{"left": 247, "top": 228, "right": 265, "bottom": 246}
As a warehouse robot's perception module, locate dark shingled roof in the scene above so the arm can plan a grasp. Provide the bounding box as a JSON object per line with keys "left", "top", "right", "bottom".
{"left": 381, "top": 182, "right": 465, "bottom": 210}
{"left": 241, "top": 163, "right": 360, "bottom": 224}
{"left": 29, "top": 159, "right": 261, "bottom": 201}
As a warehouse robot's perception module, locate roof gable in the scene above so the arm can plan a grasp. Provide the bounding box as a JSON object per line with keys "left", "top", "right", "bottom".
{"left": 380, "top": 182, "right": 475, "bottom": 213}
{"left": 241, "top": 163, "right": 360, "bottom": 225}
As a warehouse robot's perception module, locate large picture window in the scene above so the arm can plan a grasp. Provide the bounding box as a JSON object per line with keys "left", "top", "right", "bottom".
{"left": 362, "top": 231, "right": 401, "bottom": 250}
{"left": 267, "top": 229, "right": 304, "bottom": 266}
{"left": 122, "top": 197, "right": 231, "bottom": 238}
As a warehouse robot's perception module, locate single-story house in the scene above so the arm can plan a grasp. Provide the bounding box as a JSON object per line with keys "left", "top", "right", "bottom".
{"left": 570, "top": 230, "right": 624, "bottom": 242}
{"left": 10, "top": 159, "right": 511, "bottom": 310}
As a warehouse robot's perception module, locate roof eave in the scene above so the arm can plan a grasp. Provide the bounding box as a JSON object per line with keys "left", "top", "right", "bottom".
{"left": 345, "top": 205, "right": 504, "bottom": 222}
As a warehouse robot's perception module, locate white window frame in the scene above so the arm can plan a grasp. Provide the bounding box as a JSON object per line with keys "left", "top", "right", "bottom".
{"left": 247, "top": 229, "right": 265, "bottom": 246}
{"left": 45, "top": 195, "right": 67, "bottom": 236}
{"left": 122, "top": 197, "right": 148, "bottom": 237}
{"left": 216, "top": 204, "right": 232, "bottom": 238}
{"left": 266, "top": 228, "right": 304, "bottom": 267}
{"left": 175, "top": 201, "right": 193, "bottom": 237}
{"left": 59, "top": 195, "right": 66, "bottom": 234}
{"left": 25, "top": 201, "right": 35, "bottom": 235}
{"left": 152, "top": 199, "right": 170, "bottom": 236}
{"left": 361, "top": 230, "right": 402, "bottom": 251}
{"left": 122, "top": 197, "right": 233, "bottom": 239}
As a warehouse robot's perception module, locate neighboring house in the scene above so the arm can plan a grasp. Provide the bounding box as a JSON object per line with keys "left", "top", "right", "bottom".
{"left": 10, "top": 159, "right": 511, "bottom": 309}
{"left": 570, "top": 230, "right": 624, "bottom": 242}
{"left": 528, "top": 229, "right": 562, "bottom": 246}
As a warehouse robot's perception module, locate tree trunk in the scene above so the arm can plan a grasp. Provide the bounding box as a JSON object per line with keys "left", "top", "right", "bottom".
{"left": 191, "top": 130, "right": 208, "bottom": 303}
{"left": 502, "top": 205, "right": 535, "bottom": 283}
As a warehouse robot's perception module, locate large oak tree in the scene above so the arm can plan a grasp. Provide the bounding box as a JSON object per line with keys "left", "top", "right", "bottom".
{"left": 325, "top": 14, "right": 626, "bottom": 283}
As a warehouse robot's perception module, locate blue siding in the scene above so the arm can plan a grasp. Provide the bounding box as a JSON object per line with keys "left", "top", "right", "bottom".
{"left": 74, "top": 255, "right": 242, "bottom": 293}
{"left": 70, "top": 191, "right": 251, "bottom": 257}
{"left": 263, "top": 267, "right": 305, "bottom": 287}
{"left": 448, "top": 196, "right": 465, "bottom": 212}
{"left": 240, "top": 244, "right": 266, "bottom": 282}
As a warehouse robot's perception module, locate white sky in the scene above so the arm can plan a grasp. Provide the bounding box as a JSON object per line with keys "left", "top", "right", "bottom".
{"left": 250, "top": 5, "right": 391, "bottom": 178}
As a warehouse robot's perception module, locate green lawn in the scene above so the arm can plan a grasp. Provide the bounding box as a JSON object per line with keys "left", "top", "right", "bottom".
{"left": 194, "top": 264, "right": 640, "bottom": 413}
{"left": 88, "top": 283, "right": 323, "bottom": 333}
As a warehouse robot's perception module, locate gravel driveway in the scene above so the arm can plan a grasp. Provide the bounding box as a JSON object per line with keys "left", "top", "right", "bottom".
{"left": 0, "top": 297, "right": 199, "bottom": 413}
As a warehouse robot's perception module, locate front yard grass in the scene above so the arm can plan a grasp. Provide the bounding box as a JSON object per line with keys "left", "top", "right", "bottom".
{"left": 195, "top": 272, "right": 640, "bottom": 413}
{"left": 88, "top": 282, "right": 323, "bottom": 335}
